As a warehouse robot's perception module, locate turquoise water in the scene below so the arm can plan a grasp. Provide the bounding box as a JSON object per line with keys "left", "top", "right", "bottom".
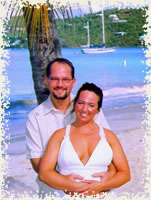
{"left": 6, "top": 47, "right": 146, "bottom": 108}
{"left": 3, "top": 47, "right": 147, "bottom": 154}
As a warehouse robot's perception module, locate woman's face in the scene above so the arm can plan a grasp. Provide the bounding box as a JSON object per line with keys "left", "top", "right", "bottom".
{"left": 75, "top": 90, "right": 99, "bottom": 123}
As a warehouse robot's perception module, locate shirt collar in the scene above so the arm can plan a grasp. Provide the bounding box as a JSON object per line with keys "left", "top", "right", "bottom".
{"left": 42, "top": 93, "right": 75, "bottom": 115}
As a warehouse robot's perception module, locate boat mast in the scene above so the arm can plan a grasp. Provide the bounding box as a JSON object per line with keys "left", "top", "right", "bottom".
{"left": 87, "top": 21, "right": 90, "bottom": 47}
{"left": 97, "top": 9, "right": 105, "bottom": 47}
{"left": 101, "top": 9, "right": 105, "bottom": 46}
{"left": 84, "top": 21, "right": 90, "bottom": 47}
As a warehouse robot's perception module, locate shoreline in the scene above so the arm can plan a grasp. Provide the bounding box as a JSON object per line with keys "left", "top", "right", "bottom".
{"left": 3, "top": 103, "right": 147, "bottom": 198}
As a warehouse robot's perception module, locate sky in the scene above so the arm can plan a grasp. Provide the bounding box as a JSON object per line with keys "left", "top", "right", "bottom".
{"left": 3, "top": 0, "right": 151, "bottom": 16}
{"left": 53, "top": 0, "right": 150, "bottom": 12}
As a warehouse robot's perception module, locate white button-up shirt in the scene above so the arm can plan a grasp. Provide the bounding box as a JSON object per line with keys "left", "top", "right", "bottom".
{"left": 26, "top": 94, "right": 110, "bottom": 197}
{"left": 26, "top": 94, "right": 75, "bottom": 159}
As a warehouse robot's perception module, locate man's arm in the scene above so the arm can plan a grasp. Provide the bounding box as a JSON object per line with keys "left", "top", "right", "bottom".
{"left": 26, "top": 112, "right": 44, "bottom": 173}
{"left": 92, "top": 162, "right": 116, "bottom": 181}
{"left": 30, "top": 158, "right": 41, "bottom": 174}
{"left": 107, "top": 162, "right": 117, "bottom": 179}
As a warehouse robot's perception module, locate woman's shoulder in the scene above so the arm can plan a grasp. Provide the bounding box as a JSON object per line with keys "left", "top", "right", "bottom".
{"left": 51, "top": 127, "right": 66, "bottom": 142}
{"left": 103, "top": 128, "right": 119, "bottom": 144}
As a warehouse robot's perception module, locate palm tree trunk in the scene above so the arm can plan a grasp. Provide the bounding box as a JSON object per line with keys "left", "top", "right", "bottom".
{"left": 24, "top": 6, "right": 62, "bottom": 104}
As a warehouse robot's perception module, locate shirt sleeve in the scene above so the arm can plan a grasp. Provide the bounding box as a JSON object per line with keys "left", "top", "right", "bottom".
{"left": 95, "top": 109, "right": 111, "bottom": 130}
{"left": 26, "top": 112, "right": 44, "bottom": 159}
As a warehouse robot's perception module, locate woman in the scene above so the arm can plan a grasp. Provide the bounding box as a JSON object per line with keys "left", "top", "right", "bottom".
{"left": 39, "top": 82, "right": 130, "bottom": 198}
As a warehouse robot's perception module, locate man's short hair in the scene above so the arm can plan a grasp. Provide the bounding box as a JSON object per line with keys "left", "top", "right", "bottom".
{"left": 46, "top": 58, "right": 75, "bottom": 78}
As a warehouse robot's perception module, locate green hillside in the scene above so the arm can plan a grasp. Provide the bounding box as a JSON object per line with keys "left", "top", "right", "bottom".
{"left": 4, "top": 7, "right": 147, "bottom": 48}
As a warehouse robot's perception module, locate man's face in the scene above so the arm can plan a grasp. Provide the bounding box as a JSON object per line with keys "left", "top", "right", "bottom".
{"left": 45, "top": 62, "right": 76, "bottom": 100}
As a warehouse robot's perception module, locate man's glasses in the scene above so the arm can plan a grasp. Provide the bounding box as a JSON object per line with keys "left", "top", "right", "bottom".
{"left": 49, "top": 77, "right": 73, "bottom": 84}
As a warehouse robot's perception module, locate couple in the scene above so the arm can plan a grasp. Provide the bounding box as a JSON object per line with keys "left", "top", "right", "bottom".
{"left": 26, "top": 58, "right": 130, "bottom": 198}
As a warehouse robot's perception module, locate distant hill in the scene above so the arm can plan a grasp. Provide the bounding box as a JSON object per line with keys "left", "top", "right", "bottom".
{"left": 4, "top": 7, "right": 146, "bottom": 48}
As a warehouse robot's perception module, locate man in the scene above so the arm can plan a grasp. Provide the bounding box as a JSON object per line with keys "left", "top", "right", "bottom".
{"left": 26, "top": 58, "right": 115, "bottom": 198}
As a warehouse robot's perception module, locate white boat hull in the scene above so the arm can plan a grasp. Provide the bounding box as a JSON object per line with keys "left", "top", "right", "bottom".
{"left": 82, "top": 47, "right": 115, "bottom": 54}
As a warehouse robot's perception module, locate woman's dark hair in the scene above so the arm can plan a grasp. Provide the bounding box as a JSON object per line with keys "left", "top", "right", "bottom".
{"left": 46, "top": 58, "right": 75, "bottom": 78}
{"left": 73, "top": 82, "right": 103, "bottom": 111}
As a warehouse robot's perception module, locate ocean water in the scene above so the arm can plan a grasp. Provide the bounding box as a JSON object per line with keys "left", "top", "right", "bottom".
{"left": 3, "top": 47, "right": 147, "bottom": 155}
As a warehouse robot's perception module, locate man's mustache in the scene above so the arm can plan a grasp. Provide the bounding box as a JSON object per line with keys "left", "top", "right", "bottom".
{"left": 54, "top": 87, "right": 67, "bottom": 90}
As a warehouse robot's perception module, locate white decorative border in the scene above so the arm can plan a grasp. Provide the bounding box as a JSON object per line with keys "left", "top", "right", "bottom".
{"left": 0, "top": 0, "right": 151, "bottom": 199}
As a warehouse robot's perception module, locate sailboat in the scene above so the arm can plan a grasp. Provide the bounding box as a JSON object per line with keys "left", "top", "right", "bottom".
{"left": 82, "top": 10, "right": 115, "bottom": 54}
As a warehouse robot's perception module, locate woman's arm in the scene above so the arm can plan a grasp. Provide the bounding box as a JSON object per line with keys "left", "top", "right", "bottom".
{"left": 39, "top": 129, "right": 89, "bottom": 192}
{"left": 84, "top": 129, "right": 131, "bottom": 195}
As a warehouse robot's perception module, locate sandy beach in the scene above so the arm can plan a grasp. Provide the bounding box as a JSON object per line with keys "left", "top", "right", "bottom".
{"left": 105, "top": 105, "right": 147, "bottom": 197}
{"left": 2, "top": 104, "right": 148, "bottom": 199}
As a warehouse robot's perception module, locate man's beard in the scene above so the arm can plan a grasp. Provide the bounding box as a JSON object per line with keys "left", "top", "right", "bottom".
{"left": 52, "top": 88, "right": 69, "bottom": 100}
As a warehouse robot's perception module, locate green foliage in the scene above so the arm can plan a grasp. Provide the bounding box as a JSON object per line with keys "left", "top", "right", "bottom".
{"left": 56, "top": 7, "right": 146, "bottom": 48}
{"left": 4, "top": 17, "right": 28, "bottom": 48}
{"left": 4, "top": 7, "right": 146, "bottom": 48}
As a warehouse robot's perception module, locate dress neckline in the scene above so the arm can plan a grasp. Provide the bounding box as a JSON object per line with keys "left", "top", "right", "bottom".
{"left": 68, "top": 138, "right": 102, "bottom": 166}
{"left": 67, "top": 124, "right": 103, "bottom": 166}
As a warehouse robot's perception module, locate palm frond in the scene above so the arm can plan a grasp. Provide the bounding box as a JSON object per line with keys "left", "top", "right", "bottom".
{"left": 43, "top": 3, "right": 50, "bottom": 44}
{"left": 53, "top": 8, "right": 61, "bottom": 20}
{"left": 36, "top": 4, "right": 41, "bottom": 49}
{"left": 12, "top": 6, "right": 21, "bottom": 34}
{"left": 5, "top": 0, "right": 14, "bottom": 20}
{"left": 5, "top": 0, "right": 85, "bottom": 48}
{"left": 49, "top": 3, "right": 55, "bottom": 40}
{"left": 9, "top": 0, "right": 18, "bottom": 20}
{"left": 29, "top": 6, "right": 38, "bottom": 47}
{"left": 88, "top": 0, "right": 93, "bottom": 14}
{"left": 22, "top": 4, "right": 31, "bottom": 32}
{"left": 40, "top": 4, "right": 44, "bottom": 44}
{"left": 66, "top": 6, "right": 72, "bottom": 24}
{"left": 18, "top": 10, "right": 26, "bottom": 37}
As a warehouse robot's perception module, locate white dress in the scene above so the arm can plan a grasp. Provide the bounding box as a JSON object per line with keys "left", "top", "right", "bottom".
{"left": 55, "top": 124, "right": 116, "bottom": 199}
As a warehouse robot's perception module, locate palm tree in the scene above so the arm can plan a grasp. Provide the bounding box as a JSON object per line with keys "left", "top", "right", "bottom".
{"left": 5, "top": 1, "right": 77, "bottom": 104}
{"left": 23, "top": 3, "right": 62, "bottom": 104}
